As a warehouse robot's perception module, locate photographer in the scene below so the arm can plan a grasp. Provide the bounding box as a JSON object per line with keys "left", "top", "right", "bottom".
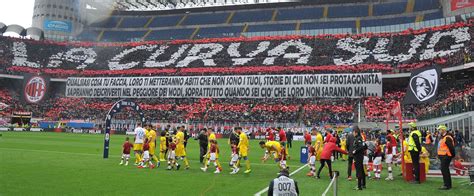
{"left": 268, "top": 168, "right": 299, "bottom": 196}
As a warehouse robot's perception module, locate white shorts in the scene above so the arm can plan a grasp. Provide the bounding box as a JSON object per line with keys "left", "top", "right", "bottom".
{"left": 168, "top": 150, "right": 176, "bottom": 160}
{"left": 143, "top": 151, "right": 150, "bottom": 160}
{"left": 210, "top": 153, "right": 217, "bottom": 161}
{"left": 122, "top": 154, "right": 130, "bottom": 159}
{"left": 392, "top": 146, "right": 397, "bottom": 154}
{"left": 280, "top": 160, "right": 287, "bottom": 168}
{"left": 231, "top": 154, "right": 239, "bottom": 163}
{"left": 373, "top": 157, "right": 382, "bottom": 165}
{"left": 363, "top": 156, "right": 369, "bottom": 165}
{"left": 309, "top": 156, "right": 316, "bottom": 165}
{"left": 385, "top": 154, "right": 393, "bottom": 164}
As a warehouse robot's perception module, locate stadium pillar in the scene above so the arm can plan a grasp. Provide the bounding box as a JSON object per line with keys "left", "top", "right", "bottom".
{"left": 103, "top": 99, "right": 146, "bottom": 158}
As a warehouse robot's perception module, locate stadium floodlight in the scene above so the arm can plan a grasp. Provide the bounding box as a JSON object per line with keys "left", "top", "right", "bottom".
{"left": 0, "top": 22, "right": 6, "bottom": 34}
{"left": 3, "top": 24, "right": 26, "bottom": 38}
{"left": 25, "top": 27, "right": 45, "bottom": 41}
{"left": 0, "top": 23, "right": 44, "bottom": 40}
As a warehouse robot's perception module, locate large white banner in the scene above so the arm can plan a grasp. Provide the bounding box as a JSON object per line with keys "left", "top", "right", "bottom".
{"left": 66, "top": 73, "right": 382, "bottom": 98}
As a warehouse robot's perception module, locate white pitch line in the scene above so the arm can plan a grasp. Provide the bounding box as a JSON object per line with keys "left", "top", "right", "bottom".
{"left": 0, "top": 147, "right": 114, "bottom": 157}
{"left": 0, "top": 147, "right": 294, "bottom": 167}
{"left": 254, "top": 164, "right": 308, "bottom": 196}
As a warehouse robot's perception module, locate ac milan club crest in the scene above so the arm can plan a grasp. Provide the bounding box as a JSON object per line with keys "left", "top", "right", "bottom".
{"left": 24, "top": 76, "right": 47, "bottom": 103}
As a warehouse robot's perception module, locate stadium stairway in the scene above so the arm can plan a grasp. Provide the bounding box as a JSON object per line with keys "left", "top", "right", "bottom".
{"left": 406, "top": 0, "right": 415, "bottom": 13}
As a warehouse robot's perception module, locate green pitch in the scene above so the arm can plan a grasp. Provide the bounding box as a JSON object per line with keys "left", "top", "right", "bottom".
{"left": 0, "top": 132, "right": 472, "bottom": 196}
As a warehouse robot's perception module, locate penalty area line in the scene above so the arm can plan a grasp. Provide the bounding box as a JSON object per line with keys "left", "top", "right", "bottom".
{"left": 254, "top": 164, "right": 308, "bottom": 196}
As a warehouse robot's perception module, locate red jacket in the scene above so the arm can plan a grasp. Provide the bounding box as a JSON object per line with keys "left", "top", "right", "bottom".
{"left": 324, "top": 132, "right": 333, "bottom": 143}
{"left": 320, "top": 138, "right": 347, "bottom": 160}
{"left": 267, "top": 129, "right": 275, "bottom": 141}
{"left": 279, "top": 129, "right": 287, "bottom": 142}
{"left": 304, "top": 133, "right": 312, "bottom": 144}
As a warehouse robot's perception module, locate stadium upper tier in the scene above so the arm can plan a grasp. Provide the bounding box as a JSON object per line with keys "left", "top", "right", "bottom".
{"left": 78, "top": 0, "right": 446, "bottom": 42}
{"left": 1, "top": 21, "right": 472, "bottom": 78}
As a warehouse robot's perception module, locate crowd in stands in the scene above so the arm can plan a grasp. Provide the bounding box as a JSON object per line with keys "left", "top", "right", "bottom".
{"left": 364, "top": 81, "right": 474, "bottom": 122}
{"left": 415, "top": 82, "right": 474, "bottom": 120}
{"left": 1, "top": 78, "right": 472, "bottom": 124}
{"left": 0, "top": 22, "right": 473, "bottom": 78}
{"left": 0, "top": 19, "right": 473, "bottom": 126}
{"left": 0, "top": 83, "right": 472, "bottom": 127}
{"left": 0, "top": 86, "right": 355, "bottom": 124}
{"left": 364, "top": 91, "right": 406, "bottom": 121}
{"left": 303, "top": 99, "right": 354, "bottom": 124}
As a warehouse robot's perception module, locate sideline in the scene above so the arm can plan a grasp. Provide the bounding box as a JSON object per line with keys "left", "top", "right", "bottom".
{"left": 0, "top": 147, "right": 295, "bottom": 167}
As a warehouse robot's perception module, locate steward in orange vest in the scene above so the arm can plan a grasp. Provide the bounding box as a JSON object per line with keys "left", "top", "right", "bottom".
{"left": 425, "top": 131, "right": 432, "bottom": 145}
{"left": 437, "top": 125, "right": 455, "bottom": 190}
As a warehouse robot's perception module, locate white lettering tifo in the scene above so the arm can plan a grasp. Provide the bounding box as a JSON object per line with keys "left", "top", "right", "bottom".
{"left": 10, "top": 26, "right": 471, "bottom": 70}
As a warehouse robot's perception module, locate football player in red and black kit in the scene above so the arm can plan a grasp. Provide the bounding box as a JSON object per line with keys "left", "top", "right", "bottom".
{"left": 138, "top": 138, "right": 154, "bottom": 169}
{"left": 167, "top": 139, "right": 179, "bottom": 170}
{"left": 385, "top": 130, "right": 397, "bottom": 180}
{"left": 372, "top": 139, "right": 383, "bottom": 180}
{"left": 306, "top": 142, "right": 317, "bottom": 177}
{"left": 278, "top": 127, "right": 289, "bottom": 159}
{"left": 120, "top": 137, "right": 133, "bottom": 166}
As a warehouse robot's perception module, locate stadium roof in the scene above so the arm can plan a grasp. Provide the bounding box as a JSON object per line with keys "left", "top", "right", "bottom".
{"left": 113, "top": 0, "right": 298, "bottom": 11}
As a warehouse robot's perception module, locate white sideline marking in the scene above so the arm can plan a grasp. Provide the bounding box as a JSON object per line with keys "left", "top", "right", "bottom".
{"left": 0, "top": 147, "right": 290, "bottom": 167}
{"left": 254, "top": 164, "right": 308, "bottom": 196}
{"left": 0, "top": 147, "right": 113, "bottom": 157}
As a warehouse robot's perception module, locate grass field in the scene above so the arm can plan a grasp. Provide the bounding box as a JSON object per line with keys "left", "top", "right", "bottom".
{"left": 0, "top": 132, "right": 472, "bottom": 196}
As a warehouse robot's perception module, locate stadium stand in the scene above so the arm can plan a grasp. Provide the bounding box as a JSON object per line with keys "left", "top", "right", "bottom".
{"left": 0, "top": 78, "right": 471, "bottom": 124}
{"left": 247, "top": 23, "right": 296, "bottom": 32}
{"left": 0, "top": 0, "right": 472, "bottom": 127}
{"left": 119, "top": 17, "right": 151, "bottom": 28}
{"left": 3, "top": 21, "right": 472, "bottom": 78}
{"left": 182, "top": 12, "right": 230, "bottom": 25}
{"left": 101, "top": 30, "right": 147, "bottom": 42}
{"left": 79, "top": 0, "right": 449, "bottom": 41}
{"left": 275, "top": 7, "right": 324, "bottom": 21}
{"left": 372, "top": 1, "right": 407, "bottom": 16}
{"left": 145, "top": 28, "right": 195, "bottom": 40}
{"left": 327, "top": 5, "right": 369, "bottom": 18}
{"left": 195, "top": 25, "right": 243, "bottom": 38}
{"left": 413, "top": 0, "right": 440, "bottom": 12}
{"left": 90, "top": 16, "right": 122, "bottom": 28}
{"left": 360, "top": 16, "right": 416, "bottom": 27}
{"left": 230, "top": 9, "right": 274, "bottom": 23}
{"left": 147, "top": 15, "right": 183, "bottom": 27}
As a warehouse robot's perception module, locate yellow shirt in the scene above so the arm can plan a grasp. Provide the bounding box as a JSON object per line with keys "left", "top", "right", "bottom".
{"left": 314, "top": 133, "right": 323, "bottom": 150}
{"left": 341, "top": 139, "right": 347, "bottom": 151}
{"left": 176, "top": 131, "right": 185, "bottom": 145}
{"left": 209, "top": 133, "right": 216, "bottom": 141}
{"left": 208, "top": 133, "right": 216, "bottom": 148}
{"left": 148, "top": 130, "right": 157, "bottom": 145}
{"left": 265, "top": 141, "right": 281, "bottom": 153}
{"left": 403, "top": 140, "right": 412, "bottom": 163}
{"left": 238, "top": 132, "right": 249, "bottom": 149}
{"left": 145, "top": 129, "right": 150, "bottom": 139}
{"left": 421, "top": 147, "right": 430, "bottom": 173}
{"left": 160, "top": 136, "right": 167, "bottom": 150}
